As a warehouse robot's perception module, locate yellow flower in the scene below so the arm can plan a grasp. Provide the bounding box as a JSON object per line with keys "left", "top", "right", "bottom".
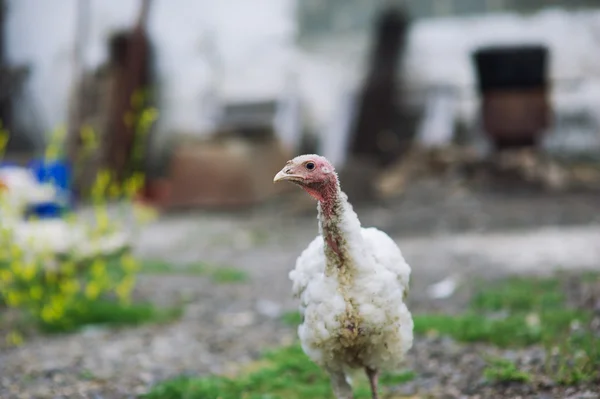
{"left": 115, "top": 275, "right": 135, "bottom": 303}
{"left": 0, "top": 269, "right": 13, "bottom": 284}
{"left": 41, "top": 305, "right": 56, "bottom": 322}
{"left": 10, "top": 245, "right": 23, "bottom": 259}
{"left": 20, "top": 262, "right": 37, "bottom": 281}
{"left": 61, "top": 260, "right": 76, "bottom": 276}
{"left": 137, "top": 107, "right": 158, "bottom": 133}
{"left": 90, "top": 259, "right": 106, "bottom": 278}
{"left": 46, "top": 270, "right": 57, "bottom": 284}
{"left": 9, "top": 261, "right": 22, "bottom": 276}
{"left": 85, "top": 282, "right": 100, "bottom": 300}
{"left": 121, "top": 254, "right": 139, "bottom": 273}
{"left": 45, "top": 125, "right": 67, "bottom": 160}
{"left": 0, "top": 132, "right": 8, "bottom": 155}
{"left": 6, "top": 291, "right": 21, "bottom": 306}
{"left": 0, "top": 226, "right": 11, "bottom": 240}
{"left": 124, "top": 173, "right": 145, "bottom": 198}
{"left": 108, "top": 182, "right": 121, "bottom": 199}
{"left": 95, "top": 206, "right": 110, "bottom": 233}
{"left": 59, "top": 279, "right": 79, "bottom": 295}
{"left": 80, "top": 124, "right": 98, "bottom": 152}
{"left": 91, "top": 170, "right": 111, "bottom": 200}
{"left": 49, "top": 297, "right": 65, "bottom": 318}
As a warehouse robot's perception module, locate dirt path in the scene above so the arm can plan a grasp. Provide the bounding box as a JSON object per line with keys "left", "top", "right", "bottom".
{"left": 1, "top": 181, "right": 599, "bottom": 398}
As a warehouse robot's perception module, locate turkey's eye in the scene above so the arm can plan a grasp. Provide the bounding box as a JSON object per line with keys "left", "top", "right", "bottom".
{"left": 305, "top": 162, "right": 315, "bottom": 170}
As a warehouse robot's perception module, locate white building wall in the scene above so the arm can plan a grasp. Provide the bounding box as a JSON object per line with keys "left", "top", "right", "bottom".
{"left": 5, "top": 0, "right": 297, "bottom": 141}
{"left": 5, "top": 1, "right": 600, "bottom": 157}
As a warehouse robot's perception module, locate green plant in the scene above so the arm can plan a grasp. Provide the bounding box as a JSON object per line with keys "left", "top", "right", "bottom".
{"left": 143, "top": 344, "right": 415, "bottom": 399}
{"left": 280, "top": 275, "right": 600, "bottom": 388}
{"left": 139, "top": 260, "right": 248, "bottom": 284}
{"left": 470, "top": 277, "right": 563, "bottom": 313}
{"left": 281, "top": 310, "right": 303, "bottom": 327}
{"left": 415, "top": 275, "right": 600, "bottom": 386}
{"left": 209, "top": 267, "right": 248, "bottom": 284}
{"left": 0, "top": 104, "right": 165, "bottom": 343}
{"left": 0, "top": 250, "right": 138, "bottom": 332}
{"left": 483, "top": 357, "right": 531, "bottom": 383}
{"left": 140, "top": 260, "right": 208, "bottom": 275}
{"left": 0, "top": 120, "right": 9, "bottom": 156}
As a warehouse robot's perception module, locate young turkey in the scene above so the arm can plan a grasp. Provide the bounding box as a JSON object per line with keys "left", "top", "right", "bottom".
{"left": 274, "top": 154, "right": 413, "bottom": 399}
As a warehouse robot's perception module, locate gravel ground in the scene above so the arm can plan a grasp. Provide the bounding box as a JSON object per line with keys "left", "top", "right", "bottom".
{"left": 1, "top": 178, "right": 599, "bottom": 398}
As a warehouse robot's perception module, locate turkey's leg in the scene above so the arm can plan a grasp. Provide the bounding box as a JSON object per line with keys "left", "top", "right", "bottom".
{"left": 365, "top": 367, "right": 379, "bottom": 399}
{"left": 329, "top": 370, "right": 353, "bottom": 399}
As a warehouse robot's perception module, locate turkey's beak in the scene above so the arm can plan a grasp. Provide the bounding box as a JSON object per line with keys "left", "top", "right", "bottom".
{"left": 273, "top": 168, "right": 304, "bottom": 183}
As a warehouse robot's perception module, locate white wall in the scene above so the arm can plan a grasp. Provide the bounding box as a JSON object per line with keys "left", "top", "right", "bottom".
{"left": 403, "top": 8, "right": 600, "bottom": 123}
{"left": 299, "top": 8, "right": 600, "bottom": 161}
{"left": 6, "top": 0, "right": 78, "bottom": 140}
{"left": 6, "top": 2, "right": 600, "bottom": 157}
{"left": 6, "top": 0, "right": 297, "bottom": 141}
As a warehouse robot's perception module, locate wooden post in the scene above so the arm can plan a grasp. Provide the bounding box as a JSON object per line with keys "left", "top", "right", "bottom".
{"left": 105, "top": 0, "right": 152, "bottom": 182}
{"left": 348, "top": 6, "right": 409, "bottom": 166}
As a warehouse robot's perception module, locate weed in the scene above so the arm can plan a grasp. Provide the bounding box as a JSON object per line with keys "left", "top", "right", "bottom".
{"left": 143, "top": 344, "right": 415, "bottom": 399}
{"left": 413, "top": 309, "right": 591, "bottom": 348}
{"left": 209, "top": 267, "right": 248, "bottom": 284}
{"left": 139, "top": 260, "right": 248, "bottom": 284}
{"left": 0, "top": 109, "right": 178, "bottom": 341}
{"left": 37, "top": 299, "right": 182, "bottom": 334}
{"left": 281, "top": 275, "right": 600, "bottom": 387}
{"left": 483, "top": 357, "right": 531, "bottom": 383}
{"left": 140, "top": 260, "right": 207, "bottom": 275}
{"left": 79, "top": 370, "right": 96, "bottom": 380}
{"left": 415, "top": 275, "right": 600, "bottom": 385}
{"left": 470, "top": 277, "right": 563, "bottom": 313}
{"left": 281, "top": 311, "right": 302, "bottom": 327}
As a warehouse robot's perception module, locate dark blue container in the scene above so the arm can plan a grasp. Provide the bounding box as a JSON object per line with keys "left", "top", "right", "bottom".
{"left": 27, "top": 159, "right": 73, "bottom": 218}
{"left": 29, "top": 159, "right": 72, "bottom": 192}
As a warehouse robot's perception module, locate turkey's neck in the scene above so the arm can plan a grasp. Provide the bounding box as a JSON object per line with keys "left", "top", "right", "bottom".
{"left": 316, "top": 182, "right": 354, "bottom": 275}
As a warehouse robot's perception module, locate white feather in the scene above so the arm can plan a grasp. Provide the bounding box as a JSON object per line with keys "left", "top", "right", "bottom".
{"left": 289, "top": 194, "right": 413, "bottom": 375}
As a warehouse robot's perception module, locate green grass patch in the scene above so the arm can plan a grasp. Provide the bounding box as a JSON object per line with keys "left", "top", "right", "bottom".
{"left": 37, "top": 299, "right": 182, "bottom": 334}
{"left": 79, "top": 369, "right": 96, "bottom": 380}
{"left": 470, "top": 277, "right": 564, "bottom": 313}
{"left": 413, "top": 309, "right": 592, "bottom": 348}
{"left": 413, "top": 276, "right": 593, "bottom": 347}
{"left": 415, "top": 274, "right": 600, "bottom": 385}
{"left": 0, "top": 254, "right": 184, "bottom": 338}
{"left": 209, "top": 267, "right": 248, "bottom": 284}
{"left": 139, "top": 260, "right": 248, "bottom": 284}
{"left": 279, "top": 274, "right": 600, "bottom": 386}
{"left": 139, "top": 260, "right": 208, "bottom": 275}
{"left": 143, "top": 344, "right": 415, "bottom": 399}
{"left": 281, "top": 310, "right": 302, "bottom": 327}
{"left": 483, "top": 357, "right": 532, "bottom": 384}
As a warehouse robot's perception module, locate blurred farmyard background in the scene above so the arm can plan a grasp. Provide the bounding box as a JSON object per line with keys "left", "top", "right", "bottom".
{"left": 0, "top": 0, "right": 599, "bottom": 398}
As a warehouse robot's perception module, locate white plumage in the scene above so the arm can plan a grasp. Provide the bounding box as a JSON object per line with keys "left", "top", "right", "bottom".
{"left": 275, "top": 154, "right": 413, "bottom": 399}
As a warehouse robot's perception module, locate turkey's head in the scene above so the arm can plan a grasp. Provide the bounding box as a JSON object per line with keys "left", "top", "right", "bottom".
{"left": 273, "top": 154, "right": 339, "bottom": 202}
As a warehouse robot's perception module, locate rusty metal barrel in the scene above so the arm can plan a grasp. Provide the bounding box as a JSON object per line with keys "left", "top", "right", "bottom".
{"left": 473, "top": 45, "right": 550, "bottom": 150}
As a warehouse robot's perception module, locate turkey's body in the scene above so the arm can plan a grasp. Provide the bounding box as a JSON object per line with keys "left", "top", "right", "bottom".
{"left": 289, "top": 191, "right": 413, "bottom": 398}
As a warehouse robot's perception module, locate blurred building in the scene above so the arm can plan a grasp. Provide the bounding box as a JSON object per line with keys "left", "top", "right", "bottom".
{"left": 3, "top": 0, "right": 600, "bottom": 165}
